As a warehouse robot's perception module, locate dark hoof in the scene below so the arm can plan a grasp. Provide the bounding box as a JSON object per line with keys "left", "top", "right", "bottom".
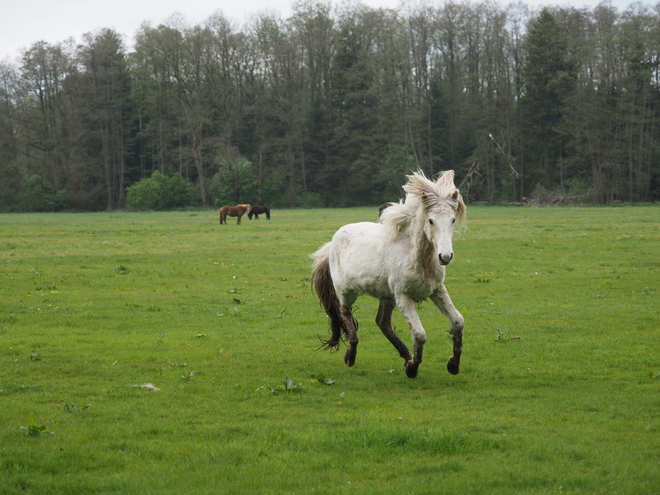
{"left": 447, "top": 357, "right": 460, "bottom": 375}
{"left": 405, "top": 360, "right": 419, "bottom": 378}
{"left": 344, "top": 347, "right": 356, "bottom": 367}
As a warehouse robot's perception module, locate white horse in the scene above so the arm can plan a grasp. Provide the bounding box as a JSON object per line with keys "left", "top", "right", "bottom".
{"left": 311, "top": 170, "right": 466, "bottom": 378}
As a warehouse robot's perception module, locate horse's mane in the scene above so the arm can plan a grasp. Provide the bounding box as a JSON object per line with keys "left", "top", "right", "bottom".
{"left": 380, "top": 170, "right": 466, "bottom": 232}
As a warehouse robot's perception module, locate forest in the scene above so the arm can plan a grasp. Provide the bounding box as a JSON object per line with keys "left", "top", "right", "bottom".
{"left": 1, "top": 0, "right": 660, "bottom": 211}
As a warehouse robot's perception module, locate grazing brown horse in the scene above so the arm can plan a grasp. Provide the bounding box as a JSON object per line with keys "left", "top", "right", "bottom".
{"left": 219, "top": 204, "right": 251, "bottom": 225}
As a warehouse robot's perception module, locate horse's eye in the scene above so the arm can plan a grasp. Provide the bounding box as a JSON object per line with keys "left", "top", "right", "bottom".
{"left": 429, "top": 219, "right": 434, "bottom": 225}
{"left": 452, "top": 218, "right": 456, "bottom": 224}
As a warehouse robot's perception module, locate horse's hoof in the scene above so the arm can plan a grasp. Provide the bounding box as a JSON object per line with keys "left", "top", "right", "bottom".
{"left": 344, "top": 348, "right": 356, "bottom": 367}
{"left": 405, "top": 360, "right": 419, "bottom": 378}
{"left": 447, "top": 358, "right": 460, "bottom": 375}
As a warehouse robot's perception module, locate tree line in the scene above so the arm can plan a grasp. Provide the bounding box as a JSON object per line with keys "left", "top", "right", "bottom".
{"left": 1, "top": 0, "right": 659, "bottom": 211}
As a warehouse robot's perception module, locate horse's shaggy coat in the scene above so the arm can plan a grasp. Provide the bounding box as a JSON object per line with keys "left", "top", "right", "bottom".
{"left": 219, "top": 204, "right": 251, "bottom": 225}
{"left": 248, "top": 206, "right": 271, "bottom": 220}
{"left": 311, "top": 170, "right": 466, "bottom": 378}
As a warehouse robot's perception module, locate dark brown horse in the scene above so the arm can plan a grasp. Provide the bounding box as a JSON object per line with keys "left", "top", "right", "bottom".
{"left": 378, "top": 203, "right": 391, "bottom": 217}
{"left": 379, "top": 198, "right": 404, "bottom": 218}
{"left": 219, "top": 204, "right": 251, "bottom": 225}
{"left": 248, "top": 206, "right": 270, "bottom": 220}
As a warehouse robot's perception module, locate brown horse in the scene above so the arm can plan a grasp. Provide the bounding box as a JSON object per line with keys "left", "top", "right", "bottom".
{"left": 219, "top": 204, "right": 251, "bottom": 225}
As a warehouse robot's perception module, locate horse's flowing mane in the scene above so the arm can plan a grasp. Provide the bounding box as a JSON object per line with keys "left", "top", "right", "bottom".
{"left": 380, "top": 170, "right": 466, "bottom": 232}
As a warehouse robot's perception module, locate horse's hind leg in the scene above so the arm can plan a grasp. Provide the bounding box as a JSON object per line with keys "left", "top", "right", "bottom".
{"left": 340, "top": 306, "right": 359, "bottom": 367}
{"left": 430, "top": 286, "right": 464, "bottom": 375}
{"left": 337, "top": 292, "right": 359, "bottom": 367}
{"left": 376, "top": 300, "right": 412, "bottom": 363}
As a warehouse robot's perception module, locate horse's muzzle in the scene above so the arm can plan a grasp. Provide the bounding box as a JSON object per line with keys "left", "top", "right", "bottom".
{"left": 439, "top": 253, "right": 453, "bottom": 265}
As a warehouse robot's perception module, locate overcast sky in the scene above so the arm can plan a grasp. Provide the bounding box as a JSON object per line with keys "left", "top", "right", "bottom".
{"left": 0, "top": 0, "right": 647, "bottom": 62}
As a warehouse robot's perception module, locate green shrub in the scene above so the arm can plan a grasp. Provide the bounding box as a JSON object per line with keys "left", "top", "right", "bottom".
{"left": 160, "top": 172, "right": 195, "bottom": 208}
{"left": 125, "top": 171, "right": 194, "bottom": 210}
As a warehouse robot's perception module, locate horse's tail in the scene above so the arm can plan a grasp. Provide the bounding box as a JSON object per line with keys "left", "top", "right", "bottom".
{"left": 311, "top": 242, "right": 346, "bottom": 350}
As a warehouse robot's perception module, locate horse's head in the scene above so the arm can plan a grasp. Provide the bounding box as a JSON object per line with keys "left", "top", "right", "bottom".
{"left": 403, "top": 170, "right": 466, "bottom": 266}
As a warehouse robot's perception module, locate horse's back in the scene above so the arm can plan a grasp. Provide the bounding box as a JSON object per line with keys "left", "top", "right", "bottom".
{"left": 252, "top": 205, "right": 270, "bottom": 216}
{"left": 330, "top": 223, "right": 383, "bottom": 268}
{"left": 333, "top": 222, "right": 382, "bottom": 247}
{"left": 329, "top": 222, "right": 396, "bottom": 296}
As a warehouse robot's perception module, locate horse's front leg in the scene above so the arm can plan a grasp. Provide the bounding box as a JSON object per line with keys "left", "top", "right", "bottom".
{"left": 396, "top": 296, "right": 426, "bottom": 378}
{"left": 430, "top": 286, "right": 464, "bottom": 375}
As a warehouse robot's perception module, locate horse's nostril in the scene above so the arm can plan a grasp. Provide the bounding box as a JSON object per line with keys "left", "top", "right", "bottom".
{"left": 440, "top": 253, "right": 454, "bottom": 265}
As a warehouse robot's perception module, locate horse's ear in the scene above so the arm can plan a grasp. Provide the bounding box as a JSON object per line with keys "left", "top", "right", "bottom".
{"left": 455, "top": 190, "right": 467, "bottom": 225}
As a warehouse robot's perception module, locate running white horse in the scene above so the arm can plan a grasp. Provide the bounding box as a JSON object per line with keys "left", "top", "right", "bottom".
{"left": 311, "top": 170, "right": 466, "bottom": 378}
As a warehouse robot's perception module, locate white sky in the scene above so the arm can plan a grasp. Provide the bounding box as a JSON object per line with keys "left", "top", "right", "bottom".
{"left": 0, "top": 0, "right": 648, "bottom": 62}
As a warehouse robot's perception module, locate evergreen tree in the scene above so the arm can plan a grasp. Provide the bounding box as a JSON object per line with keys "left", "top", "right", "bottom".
{"left": 326, "top": 20, "right": 381, "bottom": 206}
{"left": 521, "top": 9, "right": 577, "bottom": 193}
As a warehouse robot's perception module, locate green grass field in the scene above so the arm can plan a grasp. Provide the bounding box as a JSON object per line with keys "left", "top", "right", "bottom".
{"left": 1, "top": 206, "right": 659, "bottom": 494}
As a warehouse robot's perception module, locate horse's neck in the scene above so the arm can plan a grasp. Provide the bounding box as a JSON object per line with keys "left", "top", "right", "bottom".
{"left": 408, "top": 218, "right": 435, "bottom": 273}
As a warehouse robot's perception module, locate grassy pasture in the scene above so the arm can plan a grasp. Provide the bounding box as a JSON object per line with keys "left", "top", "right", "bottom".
{"left": 1, "top": 206, "right": 659, "bottom": 494}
